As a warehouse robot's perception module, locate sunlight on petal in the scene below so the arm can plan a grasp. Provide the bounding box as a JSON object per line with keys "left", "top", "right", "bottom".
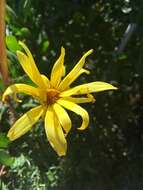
{"left": 41, "top": 74, "right": 51, "bottom": 88}
{"left": 2, "top": 84, "right": 43, "bottom": 102}
{"left": 53, "top": 103, "right": 72, "bottom": 135}
{"left": 58, "top": 49, "right": 93, "bottom": 91}
{"left": 57, "top": 99, "right": 89, "bottom": 130}
{"left": 63, "top": 94, "right": 95, "bottom": 104}
{"left": 16, "top": 51, "right": 31, "bottom": 78}
{"left": 62, "top": 65, "right": 66, "bottom": 77}
{"left": 17, "top": 41, "right": 46, "bottom": 89}
{"left": 60, "top": 68, "right": 90, "bottom": 90}
{"left": 50, "top": 47, "right": 65, "bottom": 88}
{"left": 7, "top": 105, "right": 44, "bottom": 141}
{"left": 60, "top": 81, "right": 117, "bottom": 97}
{"left": 45, "top": 106, "right": 67, "bottom": 156}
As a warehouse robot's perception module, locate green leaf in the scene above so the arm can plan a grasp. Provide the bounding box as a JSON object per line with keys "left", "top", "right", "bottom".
{"left": 6, "top": 5, "right": 17, "bottom": 23}
{"left": 0, "top": 133, "right": 10, "bottom": 148}
{"left": 42, "top": 40, "right": 50, "bottom": 53}
{"left": 11, "top": 154, "right": 27, "bottom": 168}
{"left": 6, "top": 5, "right": 17, "bottom": 18}
{"left": 0, "top": 180, "right": 9, "bottom": 190}
{"left": 118, "top": 54, "right": 128, "bottom": 61}
{"left": 0, "top": 150, "right": 14, "bottom": 167}
{"left": 16, "top": 27, "right": 31, "bottom": 37}
{"left": 6, "top": 36, "right": 20, "bottom": 53}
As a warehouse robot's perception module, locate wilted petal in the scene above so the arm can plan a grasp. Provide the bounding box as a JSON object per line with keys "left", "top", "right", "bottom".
{"left": 57, "top": 99, "right": 89, "bottom": 130}
{"left": 7, "top": 105, "right": 44, "bottom": 141}
{"left": 2, "top": 84, "right": 44, "bottom": 102}
{"left": 45, "top": 106, "right": 67, "bottom": 156}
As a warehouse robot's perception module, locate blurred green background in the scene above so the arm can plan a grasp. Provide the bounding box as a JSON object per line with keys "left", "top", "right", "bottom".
{"left": 0, "top": 0, "right": 143, "bottom": 189}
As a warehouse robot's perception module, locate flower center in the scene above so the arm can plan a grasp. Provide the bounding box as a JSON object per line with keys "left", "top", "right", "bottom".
{"left": 46, "top": 89, "right": 60, "bottom": 105}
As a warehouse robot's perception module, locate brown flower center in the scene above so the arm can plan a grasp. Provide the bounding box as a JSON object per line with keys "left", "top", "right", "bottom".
{"left": 46, "top": 89, "right": 60, "bottom": 105}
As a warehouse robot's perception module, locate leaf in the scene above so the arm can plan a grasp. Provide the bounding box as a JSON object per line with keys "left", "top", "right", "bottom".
{"left": 0, "top": 133, "right": 10, "bottom": 148}
{"left": 16, "top": 27, "right": 31, "bottom": 37}
{"left": 6, "top": 36, "right": 20, "bottom": 53}
{"left": 11, "top": 154, "right": 27, "bottom": 168}
{"left": 0, "top": 180, "right": 9, "bottom": 190}
{"left": 24, "top": 0, "right": 30, "bottom": 9}
{"left": 6, "top": 5, "right": 17, "bottom": 23}
{"left": 0, "top": 150, "right": 14, "bottom": 167}
{"left": 42, "top": 40, "right": 50, "bottom": 53}
{"left": 6, "top": 5, "right": 17, "bottom": 18}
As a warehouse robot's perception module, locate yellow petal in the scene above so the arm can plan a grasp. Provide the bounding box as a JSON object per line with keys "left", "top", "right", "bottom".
{"left": 53, "top": 103, "right": 71, "bottom": 135}
{"left": 80, "top": 68, "right": 90, "bottom": 75}
{"left": 2, "top": 84, "right": 44, "bottom": 102}
{"left": 63, "top": 94, "right": 95, "bottom": 104}
{"left": 50, "top": 47, "right": 65, "bottom": 88}
{"left": 58, "top": 49, "right": 93, "bottom": 91}
{"left": 7, "top": 105, "right": 44, "bottom": 141}
{"left": 45, "top": 106, "right": 67, "bottom": 156}
{"left": 60, "top": 81, "right": 117, "bottom": 97}
{"left": 17, "top": 41, "right": 46, "bottom": 89}
{"left": 16, "top": 51, "right": 31, "bottom": 77}
{"left": 41, "top": 74, "right": 51, "bottom": 88}
{"left": 62, "top": 65, "right": 66, "bottom": 77}
{"left": 57, "top": 99, "right": 89, "bottom": 130}
{"left": 60, "top": 68, "right": 90, "bottom": 90}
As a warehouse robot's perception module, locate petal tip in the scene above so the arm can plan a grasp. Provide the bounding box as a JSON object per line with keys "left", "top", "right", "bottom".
{"left": 77, "top": 125, "right": 88, "bottom": 130}
{"left": 7, "top": 132, "right": 14, "bottom": 141}
{"left": 61, "top": 46, "right": 65, "bottom": 50}
{"left": 86, "top": 49, "right": 94, "bottom": 56}
{"left": 18, "top": 40, "right": 24, "bottom": 45}
{"left": 112, "top": 86, "right": 118, "bottom": 90}
{"left": 18, "top": 40, "right": 24, "bottom": 47}
{"left": 58, "top": 151, "right": 66, "bottom": 156}
{"left": 2, "top": 93, "right": 8, "bottom": 103}
{"left": 61, "top": 46, "right": 65, "bottom": 55}
{"left": 16, "top": 50, "right": 25, "bottom": 57}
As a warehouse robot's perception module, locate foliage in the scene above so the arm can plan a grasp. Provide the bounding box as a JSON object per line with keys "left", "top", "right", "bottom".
{"left": 0, "top": 0, "right": 143, "bottom": 189}
{"left": 5, "top": 154, "right": 61, "bottom": 190}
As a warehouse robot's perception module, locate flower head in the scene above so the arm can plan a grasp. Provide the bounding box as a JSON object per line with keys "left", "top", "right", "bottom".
{"left": 2, "top": 41, "right": 117, "bottom": 156}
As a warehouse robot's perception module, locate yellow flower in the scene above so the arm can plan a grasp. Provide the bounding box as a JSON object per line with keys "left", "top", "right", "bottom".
{"left": 2, "top": 41, "right": 117, "bottom": 156}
